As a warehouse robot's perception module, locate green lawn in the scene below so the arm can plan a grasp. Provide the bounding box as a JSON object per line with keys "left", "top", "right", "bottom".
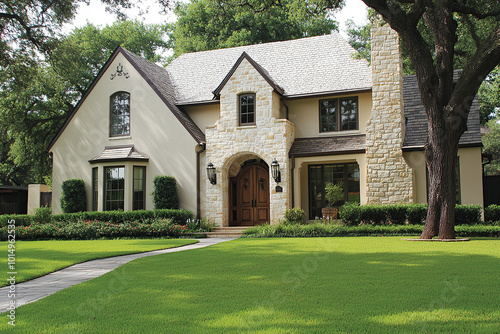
{"left": 2, "top": 237, "right": 499, "bottom": 333}
{"left": 1, "top": 239, "right": 197, "bottom": 287}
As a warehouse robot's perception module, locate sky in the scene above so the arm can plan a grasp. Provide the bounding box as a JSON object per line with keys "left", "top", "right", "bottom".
{"left": 68, "top": 0, "right": 369, "bottom": 38}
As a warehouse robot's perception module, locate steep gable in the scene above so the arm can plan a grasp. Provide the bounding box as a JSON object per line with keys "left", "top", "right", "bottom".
{"left": 49, "top": 47, "right": 205, "bottom": 150}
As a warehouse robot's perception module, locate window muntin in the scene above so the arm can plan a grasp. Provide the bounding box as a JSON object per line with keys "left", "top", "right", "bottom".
{"left": 308, "top": 163, "right": 360, "bottom": 219}
{"left": 110, "top": 92, "right": 130, "bottom": 136}
{"left": 319, "top": 97, "right": 358, "bottom": 133}
{"left": 239, "top": 93, "right": 256, "bottom": 125}
{"left": 92, "top": 167, "right": 98, "bottom": 211}
{"left": 133, "top": 166, "right": 146, "bottom": 210}
{"left": 104, "top": 166, "right": 125, "bottom": 211}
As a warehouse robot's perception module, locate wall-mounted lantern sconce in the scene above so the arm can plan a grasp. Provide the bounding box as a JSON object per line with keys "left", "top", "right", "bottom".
{"left": 271, "top": 159, "right": 281, "bottom": 183}
{"left": 207, "top": 162, "right": 217, "bottom": 185}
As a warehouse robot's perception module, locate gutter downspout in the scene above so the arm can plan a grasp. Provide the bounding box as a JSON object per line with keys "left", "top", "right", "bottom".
{"left": 196, "top": 143, "right": 206, "bottom": 220}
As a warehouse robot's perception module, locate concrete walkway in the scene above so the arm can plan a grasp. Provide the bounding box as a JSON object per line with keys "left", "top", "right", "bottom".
{"left": 0, "top": 238, "right": 235, "bottom": 313}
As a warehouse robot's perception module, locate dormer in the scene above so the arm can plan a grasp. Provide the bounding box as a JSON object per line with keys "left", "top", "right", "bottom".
{"left": 212, "top": 52, "right": 284, "bottom": 129}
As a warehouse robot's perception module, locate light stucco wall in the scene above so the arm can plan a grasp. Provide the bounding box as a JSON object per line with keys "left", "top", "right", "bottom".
{"left": 404, "top": 147, "right": 484, "bottom": 205}
{"left": 50, "top": 53, "right": 198, "bottom": 214}
{"left": 294, "top": 153, "right": 367, "bottom": 219}
{"left": 184, "top": 103, "right": 220, "bottom": 134}
{"left": 288, "top": 92, "right": 372, "bottom": 138}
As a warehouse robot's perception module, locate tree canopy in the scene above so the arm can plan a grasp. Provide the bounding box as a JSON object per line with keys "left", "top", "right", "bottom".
{"left": 167, "top": 0, "right": 341, "bottom": 56}
{"left": 0, "top": 20, "right": 169, "bottom": 186}
{"left": 359, "top": 0, "right": 500, "bottom": 239}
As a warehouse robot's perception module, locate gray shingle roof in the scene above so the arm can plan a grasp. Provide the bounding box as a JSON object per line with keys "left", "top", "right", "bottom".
{"left": 167, "top": 33, "right": 372, "bottom": 104}
{"left": 120, "top": 48, "right": 206, "bottom": 143}
{"left": 89, "top": 145, "right": 149, "bottom": 163}
{"left": 403, "top": 73, "right": 482, "bottom": 149}
{"left": 289, "top": 135, "right": 366, "bottom": 157}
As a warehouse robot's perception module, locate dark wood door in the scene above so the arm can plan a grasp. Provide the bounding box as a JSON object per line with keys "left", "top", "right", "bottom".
{"left": 234, "top": 164, "right": 269, "bottom": 225}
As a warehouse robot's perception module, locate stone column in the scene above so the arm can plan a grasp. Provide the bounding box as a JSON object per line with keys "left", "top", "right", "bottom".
{"left": 365, "top": 20, "right": 413, "bottom": 204}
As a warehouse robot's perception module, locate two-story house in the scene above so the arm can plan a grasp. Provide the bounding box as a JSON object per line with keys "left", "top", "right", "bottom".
{"left": 49, "top": 23, "right": 483, "bottom": 225}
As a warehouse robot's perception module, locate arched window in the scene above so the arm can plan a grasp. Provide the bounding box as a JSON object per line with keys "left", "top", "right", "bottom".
{"left": 110, "top": 92, "right": 130, "bottom": 136}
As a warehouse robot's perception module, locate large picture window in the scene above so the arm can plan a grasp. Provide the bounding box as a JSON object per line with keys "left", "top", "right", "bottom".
{"left": 239, "top": 93, "right": 256, "bottom": 125}
{"left": 110, "top": 92, "right": 130, "bottom": 136}
{"left": 308, "top": 163, "right": 360, "bottom": 219}
{"left": 104, "top": 166, "right": 125, "bottom": 211}
{"left": 320, "top": 97, "right": 358, "bottom": 133}
{"left": 133, "top": 166, "right": 146, "bottom": 210}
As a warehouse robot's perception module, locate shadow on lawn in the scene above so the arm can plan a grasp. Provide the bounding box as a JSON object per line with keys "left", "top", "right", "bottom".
{"left": 3, "top": 238, "right": 500, "bottom": 333}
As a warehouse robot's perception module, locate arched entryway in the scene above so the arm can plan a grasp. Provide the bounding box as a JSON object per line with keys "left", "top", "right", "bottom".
{"left": 229, "top": 161, "right": 270, "bottom": 226}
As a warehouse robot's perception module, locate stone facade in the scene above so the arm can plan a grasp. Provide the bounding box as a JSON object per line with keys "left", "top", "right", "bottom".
{"left": 203, "top": 58, "right": 295, "bottom": 226}
{"left": 366, "top": 21, "right": 413, "bottom": 203}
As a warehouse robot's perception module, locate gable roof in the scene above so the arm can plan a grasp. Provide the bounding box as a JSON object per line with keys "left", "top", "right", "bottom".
{"left": 403, "top": 73, "right": 482, "bottom": 149}
{"left": 212, "top": 52, "right": 284, "bottom": 99}
{"left": 167, "top": 33, "right": 372, "bottom": 104}
{"left": 49, "top": 47, "right": 205, "bottom": 150}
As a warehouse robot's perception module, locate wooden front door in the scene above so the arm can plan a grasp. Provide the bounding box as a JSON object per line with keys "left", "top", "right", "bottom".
{"left": 231, "top": 164, "right": 269, "bottom": 226}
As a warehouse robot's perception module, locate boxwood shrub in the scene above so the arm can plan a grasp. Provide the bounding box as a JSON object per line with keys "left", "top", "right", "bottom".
{"left": 152, "top": 175, "right": 179, "bottom": 210}
{"left": 338, "top": 203, "right": 483, "bottom": 226}
{"left": 243, "top": 223, "right": 500, "bottom": 238}
{"left": 485, "top": 205, "right": 500, "bottom": 223}
{"left": 60, "top": 179, "right": 87, "bottom": 213}
{"left": 0, "top": 209, "right": 193, "bottom": 228}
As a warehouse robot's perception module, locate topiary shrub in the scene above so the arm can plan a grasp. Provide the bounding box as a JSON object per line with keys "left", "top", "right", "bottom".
{"left": 339, "top": 202, "right": 361, "bottom": 226}
{"left": 152, "top": 176, "right": 179, "bottom": 210}
{"left": 61, "top": 179, "right": 87, "bottom": 213}
{"left": 283, "top": 207, "right": 306, "bottom": 225}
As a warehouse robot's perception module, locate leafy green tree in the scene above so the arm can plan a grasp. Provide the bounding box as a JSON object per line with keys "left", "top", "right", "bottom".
{"left": 168, "top": 0, "right": 340, "bottom": 56}
{"left": 360, "top": 0, "right": 500, "bottom": 239}
{"left": 0, "top": 21, "right": 169, "bottom": 186}
{"left": 483, "top": 118, "right": 500, "bottom": 176}
{"left": 479, "top": 66, "right": 500, "bottom": 124}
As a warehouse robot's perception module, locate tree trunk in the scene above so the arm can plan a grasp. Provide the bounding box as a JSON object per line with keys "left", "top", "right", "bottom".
{"left": 421, "top": 124, "right": 459, "bottom": 239}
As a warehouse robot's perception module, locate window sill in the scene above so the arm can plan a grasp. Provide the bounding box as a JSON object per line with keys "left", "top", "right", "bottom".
{"left": 109, "top": 135, "right": 132, "bottom": 140}
{"left": 318, "top": 130, "right": 361, "bottom": 137}
{"left": 236, "top": 125, "right": 257, "bottom": 130}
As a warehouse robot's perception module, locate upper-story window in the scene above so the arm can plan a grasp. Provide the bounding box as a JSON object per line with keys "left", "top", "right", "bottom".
{"left": 320, "top": 96, "right": 358, "bottom": 133}
{"left": 110, "top": 92, "right": 130, "bottom": 136}
{"left": 239, "top": 93, "right": 256, "bottom": 126}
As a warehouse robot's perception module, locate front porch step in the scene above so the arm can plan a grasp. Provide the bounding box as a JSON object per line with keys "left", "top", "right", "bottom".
{"left": 198, "top": 226, "right": 253, "bottom": 238}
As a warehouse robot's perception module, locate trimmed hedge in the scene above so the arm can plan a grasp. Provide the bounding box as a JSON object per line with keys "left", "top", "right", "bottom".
{"left": 152, "top": 175, "right": 179, "bottom": 210}
{"left": 0, "top": 209, "right": 193, "bottom": 228}
{"left": 0, "top": 220, "right": 188, "bottom": 240}
{"left": 61, "top": 179, "right": 87, "bottom": 213}
{"left": 339, "top": 203, "right": 483, "bottom": 226}
{"left": 243, "top": 223, "right": 500, "bottom": 238}
{"left": 485, "top": 205, "right": 500, "bottom": 223}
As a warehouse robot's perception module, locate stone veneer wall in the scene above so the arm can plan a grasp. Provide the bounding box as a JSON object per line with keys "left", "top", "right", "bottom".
{"left": 365, "top": 21, "right": 413, "bottom": 203}
{"left": 204, "top": 58, "right": 295, "bottom": 226}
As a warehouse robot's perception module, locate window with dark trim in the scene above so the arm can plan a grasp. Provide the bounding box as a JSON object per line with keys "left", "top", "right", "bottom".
{"left": 104, "top": 166, "right": 125, "bottom": 211}
{"left": 308, "top": 163, "right": 360, "bottom": 219}
{"left": 426, "top": 157, "right": 461, "bottom": 204}
{"left": 239, "top": 93, "right": 256, "bottom": 125}
{"left": 133, "top": 166, "right": 146, "bottom": 210}
{"left": 92, "top": 167, "right": 98, "bottom": 211}
{"left": 320, "top": 97, "right": 358, "bottom": 132}
{"left": 110, "top": 92, "right": 130, "bottom": 136}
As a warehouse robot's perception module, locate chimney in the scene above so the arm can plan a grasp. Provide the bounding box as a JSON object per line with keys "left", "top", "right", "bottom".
{"left": 365, "top": 18, "right": 413, "bottom": 204}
